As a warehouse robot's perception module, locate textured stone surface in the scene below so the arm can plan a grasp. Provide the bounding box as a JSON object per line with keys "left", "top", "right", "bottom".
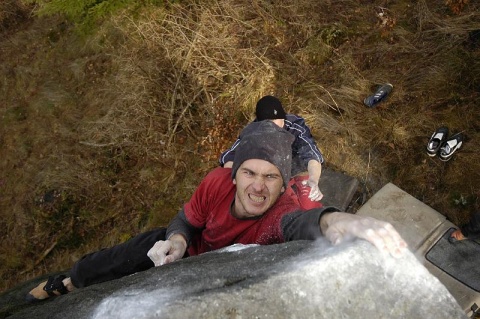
{"left": 1, "top": 239, "right": 466, "bottom": 319}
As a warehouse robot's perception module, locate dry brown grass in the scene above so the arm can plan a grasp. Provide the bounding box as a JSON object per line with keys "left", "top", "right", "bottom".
{"left": 0, "top": 0, "right": 479, "bottom": 293}
{"left": 0, "top": 0, "right": 31, "bottom": 35}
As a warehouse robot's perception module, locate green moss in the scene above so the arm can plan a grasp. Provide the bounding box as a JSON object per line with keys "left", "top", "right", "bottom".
{"left": 24, "top": 0, "right": 180, "bottom": 35}
{"left": 319, "top": 23, "right": 348, "bottom": 48}
{"left": 449, "top": 192, "right": 475, "bottom": 209}
{"left": 3, "top": 106, "right": 27, "bottom": 122}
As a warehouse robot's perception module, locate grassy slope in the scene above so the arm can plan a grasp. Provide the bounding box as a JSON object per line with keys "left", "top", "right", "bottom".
{"left": 0, "top": 0, "right": 479, "bottom": 293}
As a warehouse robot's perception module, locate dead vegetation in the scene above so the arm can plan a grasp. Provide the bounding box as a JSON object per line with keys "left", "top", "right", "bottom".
{"left": 0, "top": 0, "right": 479, "bottom": 293}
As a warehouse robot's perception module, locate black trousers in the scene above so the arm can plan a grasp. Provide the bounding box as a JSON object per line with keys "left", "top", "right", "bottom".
{"left": 462, "top": 212, "right": 480, "bottom": 239}
{"left": 70, "top": 228, "right": 167, "bottom": 288}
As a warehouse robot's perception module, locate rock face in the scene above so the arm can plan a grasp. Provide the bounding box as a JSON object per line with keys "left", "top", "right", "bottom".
{"left": 1, "top": 239, "right": 466, "bottom": 319}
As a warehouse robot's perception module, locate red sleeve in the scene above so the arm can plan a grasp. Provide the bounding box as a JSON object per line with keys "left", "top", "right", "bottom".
{"left": 183, "top": 167, "right": 234, "bottom": 228}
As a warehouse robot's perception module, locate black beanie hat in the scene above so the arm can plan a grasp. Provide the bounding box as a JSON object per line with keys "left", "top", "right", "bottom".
{"left": 232, "top": 121, "right": 294, "bottom": 188}
{"left": 255, "top": 95, "right": 286, "bottom": 121}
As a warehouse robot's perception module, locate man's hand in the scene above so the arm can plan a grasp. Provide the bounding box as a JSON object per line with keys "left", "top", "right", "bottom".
{"left": 450, "top": 229, "right": 466, "bottom": 241}
{"left": 320, "top": 212, "right": 407, "bottom": 258}
{"left": 147, "top": 234, "right": 187, "bottom": 267}
{"left": 305, "top": 178, "right": 323, "bottom": 201}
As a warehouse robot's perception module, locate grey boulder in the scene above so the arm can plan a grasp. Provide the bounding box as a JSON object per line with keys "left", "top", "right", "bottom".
{"left": 2, "top": 239, "right": 466, "bottom": 319}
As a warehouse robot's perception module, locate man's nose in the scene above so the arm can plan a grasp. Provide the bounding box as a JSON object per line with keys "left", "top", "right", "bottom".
{"left": 251, "top": 176, "right": 266, "bottom": 191}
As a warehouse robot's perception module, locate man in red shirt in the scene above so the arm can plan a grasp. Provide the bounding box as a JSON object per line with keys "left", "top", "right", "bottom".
{"left": 28, "top": 121, "right": 407, "bottom": 301}
{"left": 220, "top": 95, "right": 325, "bottom": 210}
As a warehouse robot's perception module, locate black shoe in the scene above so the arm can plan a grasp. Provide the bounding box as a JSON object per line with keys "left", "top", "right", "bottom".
{"left": 426, "top": 127, "right": 449, "bottom": 157}
{"left": 439, "top": 132, "right": 463, "bottom": 162}
{"left": 364, "top": 83, "right": 393, "bottom": 107}
{"left": 25, "top": 275, "right": 69, "bottom": 302}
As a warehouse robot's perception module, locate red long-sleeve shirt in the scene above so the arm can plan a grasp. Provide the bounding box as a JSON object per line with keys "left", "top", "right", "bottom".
{"left": 167, "top": 167, "right": 335, "bottom": 256}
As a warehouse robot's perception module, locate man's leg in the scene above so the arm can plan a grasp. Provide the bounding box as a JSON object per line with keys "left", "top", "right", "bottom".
{"left": 71, "top": 228, "right": 167, "bottom": 287}
{"left": 27, "top": 228, "right": 167, "bottom": 301}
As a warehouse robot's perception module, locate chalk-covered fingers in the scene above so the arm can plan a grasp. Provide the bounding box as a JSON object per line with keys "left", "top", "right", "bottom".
{"left": 321, "top": 212, "right": 407, "bottom": 258}
{"left": 147, "top": 240, "right": 171, "bottom": 267}
{"left": 147, "top": 234, "right": 187, "bottom": 267}
{"left": 357, "top": 218, "right": 407, "bottom": 258}
{"left": 306, "top": 180, "right": 323, "bottom": 201}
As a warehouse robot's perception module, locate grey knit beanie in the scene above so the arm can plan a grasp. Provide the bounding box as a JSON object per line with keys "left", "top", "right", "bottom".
{"left": 232, "top": 121, "right": 294, "bottom": 188}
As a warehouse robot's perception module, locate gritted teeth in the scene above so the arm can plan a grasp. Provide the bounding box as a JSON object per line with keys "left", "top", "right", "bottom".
{"left": 249, "top": 194, "right": 266, "bottom": 203}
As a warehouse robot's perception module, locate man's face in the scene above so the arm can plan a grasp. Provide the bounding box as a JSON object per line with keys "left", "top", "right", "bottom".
{"left": 271, "top": 119, "right": 285, "bottom": 128}
{"left": 232, "top": 159, "right": 285, "bottom": 219}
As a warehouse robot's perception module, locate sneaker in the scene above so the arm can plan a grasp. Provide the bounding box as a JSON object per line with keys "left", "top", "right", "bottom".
{"left": 25, "top": 275, "right": 69, "bottom": 302}
{"left": 439, "top": 132, "right": 463, "bottom": 162}
{"left": 291, "top": 175, "right": 322, "bottom": 210}
{"left": 426, "top": 127, "right": 449, "bottom": 157}
{"left": 364, "top": 83, "right": 393, "bottom": 107}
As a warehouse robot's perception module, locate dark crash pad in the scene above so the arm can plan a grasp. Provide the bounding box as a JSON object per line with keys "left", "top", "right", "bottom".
{"left": 319, "top": 167, "right": 359, "bottom": 211}
{"left": 426, "top": 228, "right": 480, "bottom": 293}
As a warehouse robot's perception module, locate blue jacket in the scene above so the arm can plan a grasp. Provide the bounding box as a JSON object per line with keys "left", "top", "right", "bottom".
{"left": 219, "top": 114, "right": 324, "bottom": 175}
